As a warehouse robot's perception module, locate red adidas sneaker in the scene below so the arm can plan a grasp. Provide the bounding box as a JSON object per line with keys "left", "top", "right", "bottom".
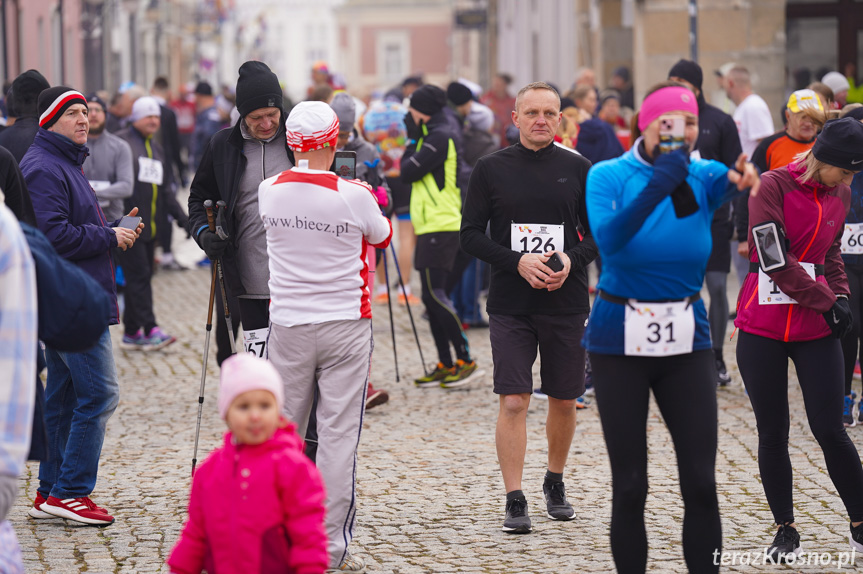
{"left": 40, "top": 496, "right": 115, "bottom": 526}
{"left": 27, "top": 492, "right": 53, "bottom": 519}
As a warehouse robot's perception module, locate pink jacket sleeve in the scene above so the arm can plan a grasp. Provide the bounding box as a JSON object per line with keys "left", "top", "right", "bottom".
{"left": 166, "top": 467, "right": 209, "bottom": 574}
{"left": 748, "top": 173, "right": 837, "bottom": 313}
{"left": 277, "top": 452, "right": 329, "bottom": 574}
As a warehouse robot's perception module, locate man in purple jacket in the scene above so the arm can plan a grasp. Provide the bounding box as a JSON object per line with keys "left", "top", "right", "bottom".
{"left": 20, "top": 86, "right": 142, "bottom": 526}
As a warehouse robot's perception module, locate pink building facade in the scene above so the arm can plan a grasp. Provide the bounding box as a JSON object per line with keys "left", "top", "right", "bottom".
{"left": 1, "top": 0, "right": 85, "bottom": 89}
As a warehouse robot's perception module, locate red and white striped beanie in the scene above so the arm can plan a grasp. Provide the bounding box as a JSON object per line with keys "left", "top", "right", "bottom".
{"left": 285, "top": 101, "right": 339, "bottom": 152}
{"left": 38, "top": 86, "right": 88, "bottom": 129}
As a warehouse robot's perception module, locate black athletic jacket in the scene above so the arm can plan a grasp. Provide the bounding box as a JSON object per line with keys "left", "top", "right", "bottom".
{"left": 460, "top": 142, "right": 598, "bottom": 315}
{"left": 188, "top": 113, "right": 293, "bottom": 297}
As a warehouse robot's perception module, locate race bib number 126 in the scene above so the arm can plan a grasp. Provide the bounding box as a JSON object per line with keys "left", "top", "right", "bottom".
{"left": 511, "top": 223, "right": 563, "bottom": 254}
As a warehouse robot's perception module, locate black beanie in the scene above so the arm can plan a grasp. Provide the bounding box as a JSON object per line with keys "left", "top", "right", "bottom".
{"left": 194, "top": 81, "right": 213, "bottom": 96}
{"left": 668, "top": 59, "right": 704, "bottom": 92}
{"left": 86, "top": 93, "right": 107, "bottom": 113}
{"left": 236, "top": 61, "right": 284, "bottom": 117}
{"left": 447, "top": 82, "right": 473, "bottom": 106}
{"left": 38, "top": 86, "right": 88, "bottom": 129}
{"left": 812, "top": 117, "right": 863, "bottom": 171}
{"left": 11, "top": 69, "right": 50, "bottom": 115}
{"left": 843, "top": 107, "right": 863, "bottom": 122}
{"left": 409, "top": 85, "right": 447, "bottom": 116}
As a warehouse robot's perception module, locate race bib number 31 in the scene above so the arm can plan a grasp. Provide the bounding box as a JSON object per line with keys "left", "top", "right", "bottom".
{"left": 624, "top": 301, "right": 695, "bottom": 357}
{"left": 243, "top": 328, "right": 269, "bottom": 358}
{"left": 758, "top": 262, "right": 815, "bottom": 305}
{"left": 842, "top": 223, "right": 863, "bottom": 255}
{"left": 511, "top": 223, "right": 563, "bottom": 253}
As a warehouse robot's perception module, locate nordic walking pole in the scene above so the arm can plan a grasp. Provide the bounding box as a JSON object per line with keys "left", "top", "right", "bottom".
{"left": 381, "top": 247, "right": 399, "bottom": 382}
{"left": 389, "top": 242, "right": 426, "bottom": 369}
{"left": 192, "top": 201, "right": 219, "bottom": 476}
{"left": 214, "top": 200, "right": 237, "bottom": 355}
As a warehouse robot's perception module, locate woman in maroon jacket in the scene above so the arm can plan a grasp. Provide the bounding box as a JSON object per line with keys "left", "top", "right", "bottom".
{"left": 735, "top": 117, "right": 863, "bottom": 561}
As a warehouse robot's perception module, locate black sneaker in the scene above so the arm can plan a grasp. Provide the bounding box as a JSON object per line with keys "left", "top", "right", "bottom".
{"left": 543, "top": 480, "right": 576, "bottom": 521}
{"left": 716, "top": 358, "right": 731, "bottom": 387}
{"left": 765, "top": 524, "right": 802, "bottom": 563}
{"left": 850, "top": 522, "right": 863, "bottom": 552}
{"left": 502, "top": 497, "right": 532, "bottom": 534}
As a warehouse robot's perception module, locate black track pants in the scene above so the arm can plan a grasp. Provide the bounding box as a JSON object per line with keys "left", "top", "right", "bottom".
{"left": 590, "top": 350, "right": 721, "bottom": 574}
{"left": 737, "top": 330, "right": 863, "bottom": 524}
{"left": 419, "top": 267, "right": 470, "bottom": 367}
{"left": 841, "top": 264, "right": 863, "bottom": 396}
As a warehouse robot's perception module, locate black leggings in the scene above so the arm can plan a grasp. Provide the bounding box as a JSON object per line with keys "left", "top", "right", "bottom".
{"left": 419, "top": 267, "right": 470, "bottom": 367}
{"left": 841, "top": 263, "right": 863, "bottom": 396}
{"left": 591, "top": 350, "right": 720, "bottom": 574}
{"left": 737, "top": 330, "right": 863, "bottom": 524}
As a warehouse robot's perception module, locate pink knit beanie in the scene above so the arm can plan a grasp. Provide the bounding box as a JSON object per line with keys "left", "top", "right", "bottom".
{"left": 218, "top": 354, "right": 284, "bottom": 419}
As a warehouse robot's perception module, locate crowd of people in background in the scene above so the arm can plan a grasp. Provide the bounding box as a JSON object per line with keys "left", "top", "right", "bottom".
{"left": 3, "top": 53, "right": 863, "bottom": 574}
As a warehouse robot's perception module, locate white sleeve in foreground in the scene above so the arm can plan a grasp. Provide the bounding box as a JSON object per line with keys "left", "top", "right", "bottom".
{"left": 347, "top": 184, "right": 392, "bottom": 246}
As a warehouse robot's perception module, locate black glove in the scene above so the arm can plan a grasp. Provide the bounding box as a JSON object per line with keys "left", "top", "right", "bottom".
{"left": 198, "top": 229, "right": 229, "bottom": 260}
{"left": 823, "top": 297, "right": 853, "bottom": 339}
{"left": 404, "top": 112, "right": 422, "bottom": 141}
{"left": 649, "top": 146, "right": 690, "bottom": 191}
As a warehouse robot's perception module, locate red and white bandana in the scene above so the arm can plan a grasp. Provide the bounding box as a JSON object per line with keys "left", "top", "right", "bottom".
{"left": 285, "top": 101, "right": 340, "bottom": 152}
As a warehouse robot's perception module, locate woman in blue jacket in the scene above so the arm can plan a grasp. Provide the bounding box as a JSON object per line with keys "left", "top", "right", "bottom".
{"left": 583, "top": 81, "right": 759, "bottom": 573}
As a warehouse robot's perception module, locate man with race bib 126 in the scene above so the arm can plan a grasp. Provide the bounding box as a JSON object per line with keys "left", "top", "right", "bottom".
{"left": 461, "top": 81, "right": 598, "bottom": 534}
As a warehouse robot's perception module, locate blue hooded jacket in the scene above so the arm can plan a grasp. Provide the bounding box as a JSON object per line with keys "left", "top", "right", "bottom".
{"left": 20, "top": 129, "right": 120, "bottom": 324}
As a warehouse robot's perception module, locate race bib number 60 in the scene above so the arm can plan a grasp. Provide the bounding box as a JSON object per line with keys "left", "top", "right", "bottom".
{"left": 511, "top": 223, "right": 563, "bottom": 253}
{"left": 624, "top": 301, "right": 695, "bottom": 357}
{"left": 842, "top": 223, "right": 863, "bottom": 255}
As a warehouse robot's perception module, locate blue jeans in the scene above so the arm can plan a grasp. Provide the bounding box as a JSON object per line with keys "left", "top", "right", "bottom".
{"left": 450, "top": 258, "right": 485, "bottom": 324}
{"left": 38, "top": 328, "right": 119, "bottom": 499}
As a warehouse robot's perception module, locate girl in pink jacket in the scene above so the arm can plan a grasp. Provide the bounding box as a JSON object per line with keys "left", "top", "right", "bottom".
{"left": 167, "top": 354, "right": 328, "bottom": 574}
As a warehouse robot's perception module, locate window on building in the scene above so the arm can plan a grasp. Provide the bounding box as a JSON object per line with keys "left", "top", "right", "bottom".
{"left": 376, "top": 30, "right": 409, "bottom": 86}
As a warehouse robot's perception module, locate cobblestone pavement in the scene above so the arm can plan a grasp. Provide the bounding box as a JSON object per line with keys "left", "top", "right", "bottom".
{"left": 10, "top": 236, "right": 863, "bottom": 573}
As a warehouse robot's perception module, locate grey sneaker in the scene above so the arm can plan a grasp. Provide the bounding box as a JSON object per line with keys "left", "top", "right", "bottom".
{"left": 326, "top": 551, "right": 366, "bottom": 573}
{"left": 502, "top": 497, "right": 532, "bottom": 534}
{"left": 543, "top": 480, "right": 576, "bottom": 521}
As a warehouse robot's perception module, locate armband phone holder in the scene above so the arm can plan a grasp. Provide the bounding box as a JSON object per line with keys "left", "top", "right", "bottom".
{"left": 752, "top": 221, "right": 787, "bottom": 273}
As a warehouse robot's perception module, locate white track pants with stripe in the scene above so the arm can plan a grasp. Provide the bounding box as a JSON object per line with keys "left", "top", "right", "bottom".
{"left": 268, "top": 318, "right": 371, "bottom": 569}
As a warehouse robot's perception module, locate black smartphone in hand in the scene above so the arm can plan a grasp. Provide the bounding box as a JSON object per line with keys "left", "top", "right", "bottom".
{"left": 546, "top": 252, "right": 564, "bottom": 273}
{"left": 333, "top": 151, "right": 357, "bottom": 179}
{"left": 118, "top": 215, "right": 142, "bottom": 230}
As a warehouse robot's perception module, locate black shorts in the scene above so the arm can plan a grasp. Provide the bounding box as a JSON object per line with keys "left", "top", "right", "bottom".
{"left": 387, "top": 175, "right": 411, "bottom": 217}
{"left": 489, "top": 313, "right": 588, "bottom": 399}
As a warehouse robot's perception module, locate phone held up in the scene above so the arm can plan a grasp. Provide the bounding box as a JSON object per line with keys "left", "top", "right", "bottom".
{"left": 333, "top": 150, "right": 357, "bottom": 180}
{"left": 658, "top": 114, "right": 686, "bottom": 154}
{"left": 118, "top": 215, "right": 142, "bottom": 231}
{"left": 545, "top": 252, "right": 564, "bottom": 273}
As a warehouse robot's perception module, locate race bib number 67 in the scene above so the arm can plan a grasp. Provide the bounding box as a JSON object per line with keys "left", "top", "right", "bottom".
{"left": 243, "top": 328, "right": 269, "bottom": 358}
{"left": 511, "top": 223, "right": 563, "bottom": 254}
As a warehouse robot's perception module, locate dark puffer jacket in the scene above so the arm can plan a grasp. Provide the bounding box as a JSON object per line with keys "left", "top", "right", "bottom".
{"left": 20, "top": 129, "right": 120, "bottom": 324}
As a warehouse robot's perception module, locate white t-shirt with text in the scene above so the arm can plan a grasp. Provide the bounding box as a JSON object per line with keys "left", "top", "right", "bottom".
{"left": 259, "top": 166, "right": 392, "bottom": 328}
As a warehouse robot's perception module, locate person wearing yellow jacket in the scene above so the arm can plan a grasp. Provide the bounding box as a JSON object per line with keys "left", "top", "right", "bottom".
{"left": 401, "top": 85, "right": 478, "bottom": 388}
